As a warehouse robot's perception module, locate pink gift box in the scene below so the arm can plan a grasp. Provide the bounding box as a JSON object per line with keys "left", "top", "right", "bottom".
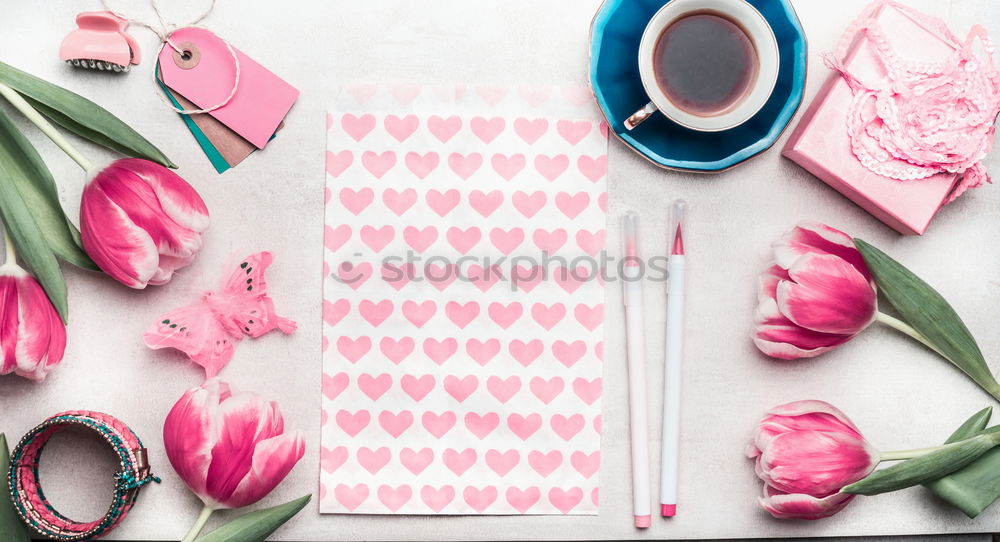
{"left": 782, "top": 3, "right": 960, "bottom": 235}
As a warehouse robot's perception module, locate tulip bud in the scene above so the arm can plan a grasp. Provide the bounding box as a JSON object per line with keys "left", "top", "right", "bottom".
{"left": 0, "top": 263, "right": 67, "bottom": 381}
{"left": 81, "top": 158, "right": 209, "bottom": 289}
{"left": 163, "top": 378, "right": 304, "bottom": 510}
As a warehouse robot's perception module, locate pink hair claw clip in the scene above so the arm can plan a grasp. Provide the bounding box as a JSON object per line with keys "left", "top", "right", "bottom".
{"left": 60, "top": 11, "right": 141, "bottom": 72}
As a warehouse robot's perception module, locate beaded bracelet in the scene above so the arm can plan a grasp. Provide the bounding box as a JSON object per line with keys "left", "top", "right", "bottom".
{"left": 7, "top": 411, "right": 160, "bottom": 541}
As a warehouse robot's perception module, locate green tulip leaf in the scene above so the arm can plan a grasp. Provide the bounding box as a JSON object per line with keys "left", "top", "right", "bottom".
{"left": 0, "top": 107, "right": 97, "bottom": 270}
{"left": 843, "top": 431, "right": 1000, "bottom": 496}
{"left": 925, "top": 407, "right": 1000, "bottom": 517}
{"left": 0, "top": 434, "right": 32, "bottom": 541}
{"left": 854, "top": 238, "right": 1000, "bottom": 402}
{"left": 0, "top": 160, "right": 68, "bottom": 322}
{"left": 195, "top": 495, "right": 311, "bottom": 542}
{"left": 0, "top": 61, "right": 176, "bottom": 168}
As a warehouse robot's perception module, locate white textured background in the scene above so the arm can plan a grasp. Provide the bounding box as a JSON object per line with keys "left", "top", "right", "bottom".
{"left": 0, "top": 0, "right": 998, "bottom": 540}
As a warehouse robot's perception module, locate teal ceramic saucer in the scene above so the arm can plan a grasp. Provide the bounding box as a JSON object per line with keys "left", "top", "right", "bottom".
{"left": 589, "top": 0, "right": 807, "bottom": 172}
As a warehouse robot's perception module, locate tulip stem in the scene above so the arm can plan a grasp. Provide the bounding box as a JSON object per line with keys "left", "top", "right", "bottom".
{"left": 1, "top": 227, "right": 15, "bottom": 266}
{"left": 875, "top": 312, "right": 946, "bottom": 359}
{"left": 880, "top": 445, "right": 950, "bottom": 462}
{"left": 180, "top": 505, "right": 214, "bottom": 542}
{"left": 0, "top": 81, "right": 95, "bottom": 173}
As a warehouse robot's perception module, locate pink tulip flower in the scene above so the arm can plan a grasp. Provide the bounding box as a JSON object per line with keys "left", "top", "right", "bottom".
{"left": 747, "top": 400, "right": 879, "bottom": 520}
{"left": 753, "top": 222, "right": 877, "bottom": 359}
{"left": 163, "top": 378, "right": 304, "bottom": 511}
{"left": 81, "top": 158, "right": 209, "bottom": 289}
{"left": 0, "top": 263, "right": 66, "bottom": 381}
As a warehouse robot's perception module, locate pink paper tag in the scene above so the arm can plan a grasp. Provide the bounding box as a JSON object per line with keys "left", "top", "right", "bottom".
{"left": 158, "top": 27, "right": 298, "bottom": 149}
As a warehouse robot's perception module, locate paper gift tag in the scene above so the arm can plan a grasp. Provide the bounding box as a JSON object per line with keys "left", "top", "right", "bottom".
{"left": 158, "top": 27, "right": 298, "bottom": 149}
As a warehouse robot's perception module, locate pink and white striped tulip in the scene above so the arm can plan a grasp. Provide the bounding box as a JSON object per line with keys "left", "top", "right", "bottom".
{"left": 753, "top": 222, "right": 877, "bottom": 359}
{"left": 0, "top": 264, "right": 66, "bottom": 382}
{"left": 81, "top": 158, "right": 209, "bottom": 289}
{"left": 163, "top": 378, "right": 304, "bottom": 510}
{"left": 747, "top": 400, "right": 879, "bottom": 520}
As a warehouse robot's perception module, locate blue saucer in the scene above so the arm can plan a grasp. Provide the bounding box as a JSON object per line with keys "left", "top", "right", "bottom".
{"left": 589, "top": 0, "right": 807, "bottom": 172}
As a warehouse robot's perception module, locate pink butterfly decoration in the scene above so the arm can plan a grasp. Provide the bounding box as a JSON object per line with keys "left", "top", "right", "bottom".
{"left": 143, "top": 252, "right": 297, "bottom": 377}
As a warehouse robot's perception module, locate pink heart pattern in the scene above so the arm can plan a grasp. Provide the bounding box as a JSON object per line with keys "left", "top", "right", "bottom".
{"left": 323, "top": 85, "right": 605, "bottom": 515}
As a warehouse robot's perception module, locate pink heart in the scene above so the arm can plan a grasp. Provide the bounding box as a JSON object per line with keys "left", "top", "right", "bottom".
{"left": 574, "top": 304, "right": 604, "bottom": 331}
{"left": 463, "top": 486, "right": 498, "bottom": 513}
{"left": 335, "top": 483, "right": 369, "bottom": 511}
{"left": 476, "top": 85, "right": 508, "bottom": 105}
{"left": 596, "top": 341, "right": 604, "bottom": 360}
{"left": 486, "top": 449, "right": 520, "bottom": 477}
{"left": 382, "top": 188, "right": 417, "bottom": 216}
{"left": 548, "top": 487, "right": 583, "bottom": 514}
{"left": 598, "top": 192, "right": 608, "bottom": 212}
{"left": 562, "top": 86, "right": 592, "bottom": 106}
{"left": 529, "top": 376, "right": 565, "bottom": 404}
{"left": 361, "top": 150, "right": 397, "bottom": 179}
{"left": 511, "top": 190, "right": 545, "bottom": 218}
{"left": 444, "top": 375, "right": 478, "bottom": 402}
{"left": 326, "top": 150, "right": 354, "bottom": 177}
{"left": 423, "top": 338, "right": 458, "bottom": 365}
{"left": 446, "top": 226, "right": 481, "bottom": 254}
{"left": 466, "top": 339, "right": 500, "bottom": 366}
{"left": 360, "top": 225, "right": 394, "bottom": 253}
{"left": 509, "top": 339, "right": 543, "bottom": 367}
{"left": 531, "top": 303, "right": 566, "bottom": 331}
{"left": 422, "top": 411, "right": 457, "bottom": 438}
{"left": 428, "top": 115, "right": 462, "bottom": 143}
{"left": 443, "top": 448, "right": 477, "bottom": 475}
{"left": 381, "top": 262, "right": 412, "bottom": 291}
{"left": 591, "top": 487, "right": 600, "bottom": 507}
{"left": 324, "top": 225, "right": 352, "bottom": 252}
{"left": 489, "top": 227, "right": 524, "bottom": 255}
{"left": 506, "top": 487, "right": 540, "bottom": 513}
{"left": 403, "top": 226, "right": 438, "bottom": 253}
{"left": 556, "top": 120, "right": 593, "bottom": 145}
{"left": 445, "top": 301, "right": 480, "bottom": 329}
{"left": 575, "top": 229, "right": 605, "bottom": 256}
{"left": 552, "top": 340, "right": 586, "bottom": 367}
{"left": 400, "top": 374, "right": 435, "bottom": 401}
{"left": 508, "top": 413, "right": 542, "bottom": 441}
{"left": 401, "top": 448, "right": 434, "bottom": 475}
{"left": 336, "top": 262, "right": 372, "bottom": 290}
{"left": 469, "top": 190, "right": 503, "bottom": 218}
{"left": 448, "top": 152, "right": 483, "bottom": 180}
{"left": 340, "top": 187, "right": 374, "bottom": 215}
{"left": 336, "top": 409, "right": 370, "bottom": 437}
{"left": 470, "top": 117, "right": 505, "bottom": 143}
{"left": 465, "top": 412, "right": 500, "bottom": 439}
{"left": 385, "top": 114, "right": 419, "bottom": 142}
{"left": 551, "top": 414, "right": 585, "bottom": 441}
{"left": 488, "top": 302, "right": 523, "bottom": 329}
{"left": 322, "top": 298, "right": 350, "bottom": 326}
{"left": 321, "top": 446, "right": 348, "bottom": 473}
{"left": 427, "top": 189, "right": 461, "bottom": 217}
{"left": 425, "top": 263, "right": 458, "bottom": 291}
{"left": 421, "top": 485, "right": 455, "bottom": 512}
{"left": 534, "top": 154, "right": 569, "bottom": 181}
{"left": 486, "top": 376, "right": 521, "bottom": 403}
{"left": 491, "top": 153, "right": 526, "bottom": 181}
{"left": 380, "top": 337, "right": 414, "bottom": 364}
{"left": 377, "top": 484, "right": 412, "bottom": 512}
{"left": 573, "top": 378, "right": 602, "bottom": 405}
{"left": 405, "top": 151, "right": 439, "bottom": 180}
{"left": 511, "top": 265, "right": 543, "bottom": 293}
{"left": 358, "top": 446, "right": 391, "bottom": 474}
{"left": 594, "top": 415, "right": 602, "bottom": 435}
{"left": 514, "top": 118, "right": 549, "bottom": 144}
{"left": 528, "top": 450, "right": 562, "bottom": 477}
{"left": 347, "top": 83, "right": 377, "bottom": 104}
{"left": 337, "top": 336, "right": 371, "bottom": 363}
{"left": 378, "top": 410, "right": 414, "bottom": 438}
{"left": 358, "top": 299, "right": 393, "bottom": 327}
{"left": 554, "top": 267, "right": 586, "bottom": 294}
{"left": 571, "top": 451, "right": 601, "bottom": 478}
{"left": 358, "top": 373, "right": 392, "bottom": 401}
{"left": 467, "top": 264, "right": 503, "bottom": 292}
{"left": 578, "top": 155, "right": 608, "bottom": 183}
{"left": 322, "top": 372, "right": 349, "bottom": 400}
{"left": 342, "top": 113, "right": 375, "bottom": 141}
{"left": 532, "top": 229, "right": 567, "bottom": 252}
{"left": 555, "top": 192, "right": 589, "bottom": 219}
{"left": 402, "top": 300, "right": 436, "bottom": 327}
{"left": 390, "top": 83, "right": 422, "bottom": 105}
{"left": 519, "top": 85, "right": 552, "bottom": 107}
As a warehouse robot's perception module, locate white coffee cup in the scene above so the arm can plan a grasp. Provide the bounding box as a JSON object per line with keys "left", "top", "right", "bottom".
{"left": 625, "top": 0, "right": 779, "bottom": 132}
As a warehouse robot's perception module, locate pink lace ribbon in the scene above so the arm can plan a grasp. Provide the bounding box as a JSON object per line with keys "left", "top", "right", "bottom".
{"left": 822, "top": 0, "right": 1000, "bottom": 203}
